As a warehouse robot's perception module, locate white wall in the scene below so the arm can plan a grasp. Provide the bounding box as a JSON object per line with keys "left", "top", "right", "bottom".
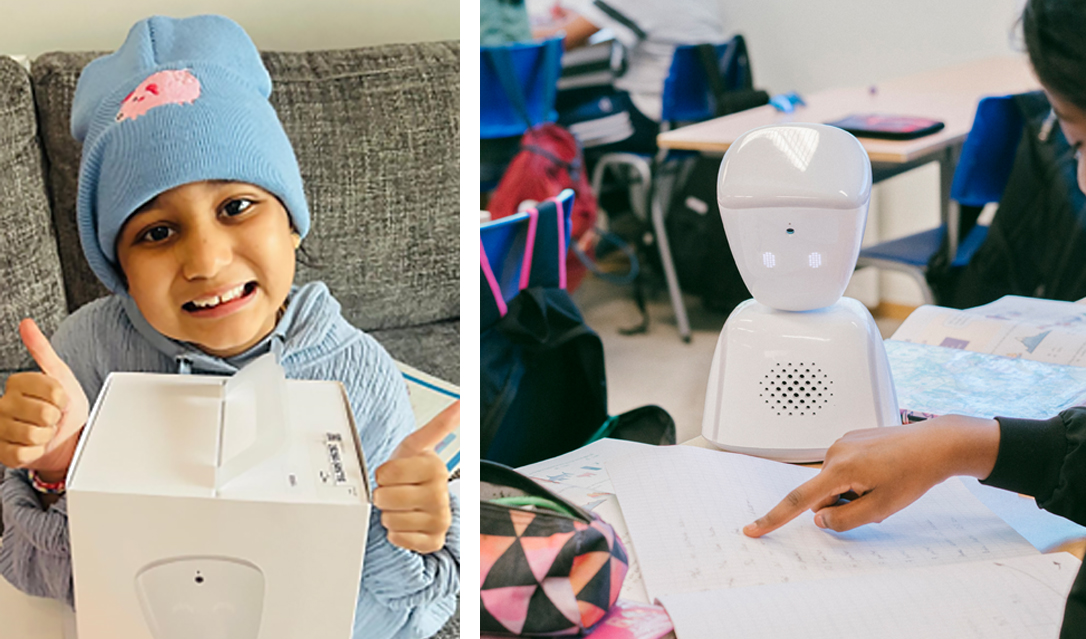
{"left": 720, "top": 0, "right": 1028, "bottom": 306}
{"left": 0, "top": 0, "right": 459, "bottom": 59}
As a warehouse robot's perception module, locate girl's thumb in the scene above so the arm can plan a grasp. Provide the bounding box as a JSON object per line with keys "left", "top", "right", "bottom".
{"left": 19, "top": 318, "right": 70, "bottom": 380}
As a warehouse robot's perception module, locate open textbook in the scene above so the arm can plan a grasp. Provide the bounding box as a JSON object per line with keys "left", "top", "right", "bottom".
{"left": 606, "top": 446, "right": 1080, "bottom": 639}
{"left": 891, "top": 294, "right": 1086, "bottom": 364}
{"left": 886, "top": 295, "right": 1086, "bottom": 421}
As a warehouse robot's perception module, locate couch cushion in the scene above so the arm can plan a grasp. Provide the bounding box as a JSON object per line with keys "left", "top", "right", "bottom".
{"left": 371, "top": 319, "right": 460, "bottom": 385}
{"left": 31, "top": 43, "right": 460, "bottom": 335}
{"left": 0, "top": 56, "right": 68, "bottom": 381}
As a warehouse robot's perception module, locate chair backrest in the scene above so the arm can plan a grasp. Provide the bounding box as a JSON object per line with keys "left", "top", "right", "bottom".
{"left": 951, "top": 95, "right": 1027, "bottom": 208}
{"left": 480, "top": 37, "right": 564, "bottom": 139}
{"left": 481, "top": 189, "right": 575, "bottom": 312}
{"left": 661, "top": 35, "right": 751, "bottom": 123}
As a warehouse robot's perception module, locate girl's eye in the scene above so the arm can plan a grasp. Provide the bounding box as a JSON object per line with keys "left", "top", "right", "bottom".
{"left": 223, "top": 199, "right": 255, "bottom": 217}
{"left": 140, "top": 226, "right": 174, "bottom": 243}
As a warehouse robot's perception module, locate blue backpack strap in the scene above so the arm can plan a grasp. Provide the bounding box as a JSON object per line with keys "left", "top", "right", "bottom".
{"left": 481, "top": 238, "right": 507, "bottom": 329}
{"left": 520, "top": 191, "right": 575, "bottom": 290}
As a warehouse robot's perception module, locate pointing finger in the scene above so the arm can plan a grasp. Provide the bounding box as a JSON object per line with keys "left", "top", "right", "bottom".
{"left": 390, "top": 401, "right": 459, "bottom": 460}
{"left": 743, "top": 472, "right": 844, "bottom": 537}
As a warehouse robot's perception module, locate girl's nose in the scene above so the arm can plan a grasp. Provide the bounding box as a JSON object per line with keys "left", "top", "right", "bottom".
{"left": 180, "top": 226, "right": 232, "bottom": 280}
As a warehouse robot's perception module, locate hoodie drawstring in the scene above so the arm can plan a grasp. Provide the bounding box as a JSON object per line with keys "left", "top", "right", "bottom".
{"left": 177, "top": 356, "right": 193, "bottom": 375}
{"left": 269, "top": 334, "right": 285, "bottom": 364}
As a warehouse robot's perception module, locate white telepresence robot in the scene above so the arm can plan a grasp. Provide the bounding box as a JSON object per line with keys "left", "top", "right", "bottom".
{"left": 701, "top": 123, "right": 900, "bottom": 462}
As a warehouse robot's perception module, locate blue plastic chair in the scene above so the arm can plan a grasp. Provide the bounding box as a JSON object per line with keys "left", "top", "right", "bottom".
{"left": 855, "top": 95, "right": 1026, "bottom": 304}
{"left": 590, "top": 36, "right": 752, "bottom": 342}
{"left": 661, "top": 39, "right": 753, "bottom": 123}
{"left": 480, "top": 189, "right": 575, "bottom": 314}
{"left": 480, "top": 37, "right": 564, "bottom": 140}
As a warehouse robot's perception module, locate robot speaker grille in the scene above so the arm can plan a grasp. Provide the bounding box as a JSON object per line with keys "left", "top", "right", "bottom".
{"left": 758, "top": 362, "right": 834, "bottom": 417}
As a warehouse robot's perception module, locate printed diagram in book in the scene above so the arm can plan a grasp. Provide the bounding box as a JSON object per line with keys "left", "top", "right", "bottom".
{"left": 891, "top": 295, "right": 1086, "bottom": 367}
{"left": 1017, "top": 330, "right": 1051, "bottom": 355}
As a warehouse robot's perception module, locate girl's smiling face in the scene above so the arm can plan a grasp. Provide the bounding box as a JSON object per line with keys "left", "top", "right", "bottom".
{"left": 116, "top": 180, "right": 297, "bottom": 358}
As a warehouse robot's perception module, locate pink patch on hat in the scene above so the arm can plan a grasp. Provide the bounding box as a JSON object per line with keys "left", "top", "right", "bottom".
{"left": 116, "top": 69, "right": 201, "bottom": 122}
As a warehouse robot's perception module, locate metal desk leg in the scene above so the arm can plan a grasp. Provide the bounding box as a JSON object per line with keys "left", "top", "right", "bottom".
{"left": 651, "top": 180, "right": 692, "bottom": 343}
{"left": 939, "top": 143, "right": 963, "bottom": 259}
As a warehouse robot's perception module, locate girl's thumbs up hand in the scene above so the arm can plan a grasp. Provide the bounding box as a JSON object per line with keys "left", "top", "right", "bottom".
{"left": 373, "top": 401, "right": 459, "bottom": 554}
{"left": 0, "top": 319, "right": 89, "bottom": 479}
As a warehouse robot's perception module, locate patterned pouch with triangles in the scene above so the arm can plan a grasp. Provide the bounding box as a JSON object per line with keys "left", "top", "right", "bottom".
{"left": 481, "top": 460, "right": 629, "bottom": 636}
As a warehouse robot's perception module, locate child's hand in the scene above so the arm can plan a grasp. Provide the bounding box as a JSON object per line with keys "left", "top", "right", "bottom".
{"left": 742, "top": 415, "right": 1001, "bottom": 537}
{"left": 0, "top": 319, "right": 89, "bottom": 480}
{"left": 373, "top": 401, "right": 459, "bottom": 554}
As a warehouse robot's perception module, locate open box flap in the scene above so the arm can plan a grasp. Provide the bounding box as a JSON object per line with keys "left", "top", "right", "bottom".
{"left": 216, "top": 353, "right": 288, "bottom": 493}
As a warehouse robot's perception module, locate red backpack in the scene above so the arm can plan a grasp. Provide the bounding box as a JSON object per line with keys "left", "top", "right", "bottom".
{"left": 487, "top": 123, "right": 598, "bottom": 292}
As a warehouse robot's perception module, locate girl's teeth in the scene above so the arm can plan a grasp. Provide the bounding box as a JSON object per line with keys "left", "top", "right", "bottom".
{"left": 193, "top": 284, "right": 246, "bottom": 308}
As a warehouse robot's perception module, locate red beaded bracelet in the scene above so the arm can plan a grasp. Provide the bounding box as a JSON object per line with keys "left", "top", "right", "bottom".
{"left": 28, "top": 470, "right": 66, "bottom": 495}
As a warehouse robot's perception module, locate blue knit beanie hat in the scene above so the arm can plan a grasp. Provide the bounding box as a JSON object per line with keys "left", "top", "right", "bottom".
{"left": 72, "top": 15, "right": 310, "bottom": 293}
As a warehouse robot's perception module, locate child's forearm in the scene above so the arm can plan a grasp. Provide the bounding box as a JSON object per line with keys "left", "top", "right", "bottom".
{"left": 0, "top": 470, "right": 74, "bottom": 605}
{"left": 929, "top": 414, "right": 1001, "bottom": 481}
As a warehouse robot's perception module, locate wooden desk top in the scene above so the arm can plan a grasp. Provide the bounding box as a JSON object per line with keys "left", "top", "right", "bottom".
{"left": 657, "top": 55, "right": 1042, "bottom": 163}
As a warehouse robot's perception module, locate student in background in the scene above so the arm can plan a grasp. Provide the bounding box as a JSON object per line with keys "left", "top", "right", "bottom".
{"left": 482, "top": 0, "right": 533, "bottom": 45}
{"left": 745, "top": 1, "right": 1086, "bottom": 634}
{"left": 535, "top": 0, "right": 725, "bottom": 154}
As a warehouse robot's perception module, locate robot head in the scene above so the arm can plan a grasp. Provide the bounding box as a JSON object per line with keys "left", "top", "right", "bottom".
{"left": 717, "top": 123, "right": 872, "bottom": 311}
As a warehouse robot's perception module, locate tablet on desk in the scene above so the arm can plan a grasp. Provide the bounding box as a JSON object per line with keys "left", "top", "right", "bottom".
{"left": 826, "top": 114, "right": 946, "bottom": 140}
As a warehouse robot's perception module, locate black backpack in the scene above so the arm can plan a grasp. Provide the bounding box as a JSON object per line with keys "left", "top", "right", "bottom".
{"left": 481, "top": 195, "right": 609, "bottom": 467}
{"left": 481, "top": 194, "right": 675, "bottom": 467}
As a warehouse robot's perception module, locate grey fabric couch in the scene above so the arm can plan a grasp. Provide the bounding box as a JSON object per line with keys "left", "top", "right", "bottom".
{"left": 1, "top": 42, "right": 460, "bottom": 385}
{"left": 0, "top": 42, "right": 459, "bottom": 636}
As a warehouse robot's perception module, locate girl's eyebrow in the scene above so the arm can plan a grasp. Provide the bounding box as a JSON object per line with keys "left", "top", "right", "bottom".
{"left": 134, "top": 196, "right": 161, "bottom": 215}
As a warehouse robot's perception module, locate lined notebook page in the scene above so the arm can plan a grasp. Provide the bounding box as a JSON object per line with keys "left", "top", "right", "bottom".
{"left": 660, "top": 553, "right": 1079, "bottom": 639}
{"left": 605, "top": 446, "right": 1038, "bottom": 603}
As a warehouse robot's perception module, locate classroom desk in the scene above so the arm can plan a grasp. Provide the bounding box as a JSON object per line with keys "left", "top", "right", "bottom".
{"left": 652, "top": 56, "right": 1041, "bottom": 340}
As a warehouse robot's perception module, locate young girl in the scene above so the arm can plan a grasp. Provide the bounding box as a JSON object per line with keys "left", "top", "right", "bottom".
{"left": 0, "top": 15, "right": 459, "bottom": 639}
{"left": 745, "top": 1, "right": 1086, "bottom": 634}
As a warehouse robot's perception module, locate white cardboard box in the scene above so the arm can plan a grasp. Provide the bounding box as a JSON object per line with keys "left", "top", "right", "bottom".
{"left": 67, "top": 354, "right": 370, "bottom": 639}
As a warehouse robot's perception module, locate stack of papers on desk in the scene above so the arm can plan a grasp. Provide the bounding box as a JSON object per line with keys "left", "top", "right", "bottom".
{"left": 605, "top": 445, "right": 1079, "bottom": 638}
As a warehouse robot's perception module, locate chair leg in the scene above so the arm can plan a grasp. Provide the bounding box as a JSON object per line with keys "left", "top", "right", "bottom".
{"left": 911, "top": 271, "right": 936, "bottom": 306}
{"left": 651, "top": 175, "right": 692, "bottom": 343}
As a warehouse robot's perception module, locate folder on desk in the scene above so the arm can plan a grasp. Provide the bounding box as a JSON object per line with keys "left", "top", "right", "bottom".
{"left": 826, "top": 113, "right": 945, "bottom": 140}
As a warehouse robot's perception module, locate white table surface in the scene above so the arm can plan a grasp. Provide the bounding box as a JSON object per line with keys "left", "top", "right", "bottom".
{"left": 0, "top": 552, "right": 74, "bottom": 638}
